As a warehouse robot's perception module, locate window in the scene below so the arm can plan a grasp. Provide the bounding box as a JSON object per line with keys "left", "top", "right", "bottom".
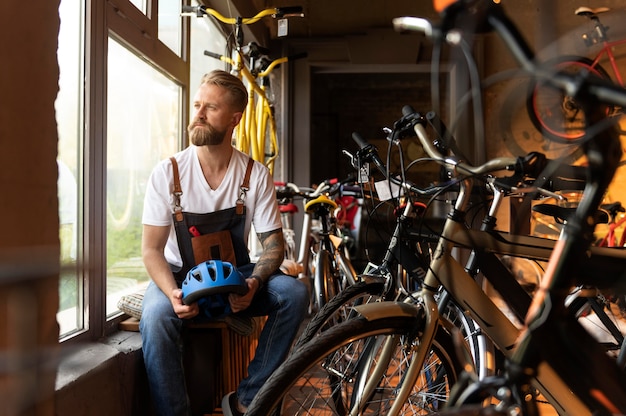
{"left": 55, "top": 0, "right": 227, "bottom": 341}
{"left": 105, "top": 37, "right": 181, "bottom": 316}
{"left": 129, "top": 0, "right": 147, "bottom": 15}
{"left": 189, "top": 2, "right": 227, "bottom": 97}
{"left": 57, "top": 0, "right": 84, "bottom": 337}
{"left": 158, "top": 0, "right": 183, "bottom": 56}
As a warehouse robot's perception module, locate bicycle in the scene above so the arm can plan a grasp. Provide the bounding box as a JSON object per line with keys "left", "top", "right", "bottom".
{"left": 275, "top": 177, "right": 362, "bottom": 315}
{"left": 249, "top": 115, "right": 626, "bottom": 416}
{"left": 244, "top": 2, "right": 626, "bottom": 413}
{"left": 526, "top": 6, "right": 626, "bottom": 143}
{"left": 399, "top": 2, "right": 626, "bottom": 414}
{"left": 597, "top": 201, "right": 626, "bottom": 247}
{"left": 182, "top": 5, "right": 306, "bottom": 174}
{"left": 291, "top": 128, "right": 493, "bottom": 379}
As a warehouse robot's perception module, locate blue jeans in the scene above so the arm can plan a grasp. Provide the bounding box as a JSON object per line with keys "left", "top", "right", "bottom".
{"left": 140, "top": 268, "right": 308, "bottom": 416}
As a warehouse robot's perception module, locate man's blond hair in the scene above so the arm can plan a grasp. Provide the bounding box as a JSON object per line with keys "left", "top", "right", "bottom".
{"left": 200, "top": 70, "right": 248, "bottom": 113}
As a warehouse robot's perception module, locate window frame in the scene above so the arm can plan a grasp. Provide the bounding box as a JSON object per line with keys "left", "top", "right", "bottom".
{"left": 63, "top": 0, "right": 191, "bottom": 342}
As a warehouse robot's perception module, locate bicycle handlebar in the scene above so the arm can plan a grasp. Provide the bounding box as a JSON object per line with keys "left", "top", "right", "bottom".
{"left": 353, "top": 105, "right": 588, "bottom": 199}
{"left": 182, "top": 5, "right": 304, "bottom": 24}
{"left": 257, "top": 52, "right": 308, "bottom": 77}
{"left": 400, "top": 105, "right": 519, "bottom": 176}
{"left": 275, "top": 180, "right": 362, "bottom": 208}
{"left": 351, "top": 131, "right": 454, "bottom": 197}
{"left": 204, "top": 49, "right": 307, "bottom": 79}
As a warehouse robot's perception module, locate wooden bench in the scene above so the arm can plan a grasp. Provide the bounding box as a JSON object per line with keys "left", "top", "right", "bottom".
{"left": 119, "top": 316, "right": 264, "bottom": 415}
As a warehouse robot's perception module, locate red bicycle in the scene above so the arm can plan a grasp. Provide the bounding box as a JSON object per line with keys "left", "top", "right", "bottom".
{"left": 527, "top": 6, "right": 626, "bottom": 143}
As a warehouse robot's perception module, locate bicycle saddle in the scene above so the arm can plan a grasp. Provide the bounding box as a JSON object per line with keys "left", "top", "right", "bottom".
{"left": 305, "top": 194, "right": 338, "bottom": 213}
{"left": 279, "top": 203, "right": 298, "bottom": 214}
{"left": 532, "top": 203, "right": 609, "bottom": 225}
{"left": 601, "top": 201, "right": 625, "bottom": 217}
{"left": 575, "top": 6, "right": 610, "bottom": 17}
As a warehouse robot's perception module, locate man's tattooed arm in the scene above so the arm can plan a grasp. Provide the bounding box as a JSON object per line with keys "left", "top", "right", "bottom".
{"left": 251, "top": 228, "right": 285, "bottom": 285}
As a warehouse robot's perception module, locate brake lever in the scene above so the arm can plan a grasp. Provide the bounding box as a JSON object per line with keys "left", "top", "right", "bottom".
{"left": 342, "top": 149, "right": 359, "bottom": 169}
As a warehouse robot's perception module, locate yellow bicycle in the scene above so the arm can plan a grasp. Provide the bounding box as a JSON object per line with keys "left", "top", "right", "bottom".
{"left": 183, "top": 5, "right": 306, "bottom": 175}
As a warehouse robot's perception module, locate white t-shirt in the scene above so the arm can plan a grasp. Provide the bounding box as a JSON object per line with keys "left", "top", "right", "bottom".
{"left": 142, "top": 146, "right": 281, "bottom": 267}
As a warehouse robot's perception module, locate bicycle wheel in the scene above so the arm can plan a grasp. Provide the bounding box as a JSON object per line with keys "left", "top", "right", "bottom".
{"left": 569, "top": 291, "right": 626, "bottom": 359}
{"left": 441, "top": 300, "right": 496, "bottom": 380}
{"left": 294, "top": 279, "right": 386, "bottom": 350}
{"left": 311, "top": 249, "right": 340, "bottom": 313}
{"left": 526, "top": 55, "right": 613, "bottom": 143}
{"left": 246, "top": 313, "right": 465, "bottom": 415}
{"left": 296, "top": 280, "right": 496, "bottom": 381}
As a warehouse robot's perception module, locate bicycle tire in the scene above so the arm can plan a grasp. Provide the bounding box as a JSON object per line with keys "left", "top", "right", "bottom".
{"left": 246, "top": 314, "right": 465, "bottom": 415}
{"left": 294, "top": 279, "right": 386, "bottom": 350}
{"left": 526, "top": 55, "right": 613, "bottom": 143}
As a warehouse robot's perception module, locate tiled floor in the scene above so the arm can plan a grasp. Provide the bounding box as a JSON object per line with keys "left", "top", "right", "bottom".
{"left": 205, "top": 317, "right": 568, "bottom": 416}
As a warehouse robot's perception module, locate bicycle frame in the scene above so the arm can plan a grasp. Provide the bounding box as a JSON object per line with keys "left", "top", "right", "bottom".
{"left": 204, "top": 49, "right": 280, "bottom": 173}
{"left": 185, "top": 5, "right": 305, "bottom": 175}
{"left": 580, "top": 10, "right": 626, "bottom": 87}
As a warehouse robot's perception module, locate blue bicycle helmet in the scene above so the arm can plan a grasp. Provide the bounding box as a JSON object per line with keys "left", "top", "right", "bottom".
{"left": 181, "top": 260, "right": 248, "bottom": 308}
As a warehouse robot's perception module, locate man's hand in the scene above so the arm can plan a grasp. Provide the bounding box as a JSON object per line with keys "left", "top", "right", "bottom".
{"left": 171, "top": 288, "right": 200, "bottom": 319}
{"left": 228, "top": 278, "right": 258, "bottom": 313}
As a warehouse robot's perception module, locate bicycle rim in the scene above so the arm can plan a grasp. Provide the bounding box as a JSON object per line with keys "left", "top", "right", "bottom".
{"left": 247, "top": 314, "right": 464, "bottom": 415}
{"left": 312, "top": 249, "right": 336, "bottom": 313}
{"left": 441, "top": 301, "right": 496, "bottom": 380}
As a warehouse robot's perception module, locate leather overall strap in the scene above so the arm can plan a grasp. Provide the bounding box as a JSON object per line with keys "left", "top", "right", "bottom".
{"left": 170, "top": 155, "right": 254, "bottom": 220}
{"left": 236, "top": 158, "right": 255, "bottom": 215}
{"left": 170, "top": 157, "right": 183, "bottom": 222}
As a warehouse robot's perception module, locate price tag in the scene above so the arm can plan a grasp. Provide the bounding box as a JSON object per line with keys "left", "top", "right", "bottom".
{"left": 277, "top": 19, "right": 288, "bottom": 37}
{"left": 358, "top": 162, "right": 370, "bottom": 183}
{"left": 374, "top": 180, "right": 403, "bottom": 201}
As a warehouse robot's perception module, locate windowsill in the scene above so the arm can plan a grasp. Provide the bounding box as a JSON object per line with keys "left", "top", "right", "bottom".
{"left": 55, "top": 328, "right": 142, "bottom": 391}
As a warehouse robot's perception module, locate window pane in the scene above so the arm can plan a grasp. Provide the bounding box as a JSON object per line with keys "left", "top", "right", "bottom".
{"left": 129, "top": 0, "right": 147, "bottom": 15}
{"left": 56, "top": 0, "right": 84, "bottom": 338}
{"left": 106, "top": 38, "right": 181, "bottom": 317}
{"left": 189, "top": 1, "right": 226, "bottom": 104}
{"left": 158, "top": 0, "right": 182, "bottom": 56}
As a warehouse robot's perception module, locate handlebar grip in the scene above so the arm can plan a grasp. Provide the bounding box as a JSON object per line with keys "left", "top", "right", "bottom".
{"left": 352, "top": 132, "right": 369, "bottom": 150}
{"left": 402, "top": 105, "right": 416, "bottom": 117}
{"left": 340, "top": 184, "right": 363, "bottom": 194}
{"left": 181, "top": 5, "right": 205, "bottom": 17}
{"left": 289, "top": 52, "right": 308, "bottom": 61}
{"left": 392, "top": 17, "right": 434, "bottom": 37}
{"left": 204, "top": 50, "right": 222, "bottom": 60}
{"left": 275, "top": 6, "right": 304, "bottom": 17}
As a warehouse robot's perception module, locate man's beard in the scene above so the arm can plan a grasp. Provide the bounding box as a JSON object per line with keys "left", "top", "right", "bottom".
{"left": 188, "top": 121, "right": 228, "bottom": 146}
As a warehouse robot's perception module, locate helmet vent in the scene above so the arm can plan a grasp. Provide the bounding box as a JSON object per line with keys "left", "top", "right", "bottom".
{"left": 208, "top": 266, "right": 217, "bottom": 281}
{"left": 191, "top": 270, "right": 202, "bottom": 282}
{"left": 222, "top": 264, "right": 232, "bottom": 277}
